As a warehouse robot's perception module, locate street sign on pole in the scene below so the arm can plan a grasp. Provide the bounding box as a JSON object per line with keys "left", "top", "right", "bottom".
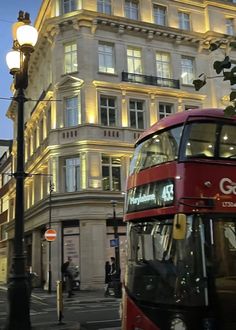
{"left": 110, "top": 238, "right": 119, "bottom": 247}
{"left": 45, "top": 229, "right": 57, "bottom": 242}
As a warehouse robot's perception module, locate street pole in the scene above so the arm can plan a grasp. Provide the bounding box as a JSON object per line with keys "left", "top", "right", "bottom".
{"left": 111, "top": 200, "right": 122, "bottom": 298}
{"left": 5, "top": 11, "right": 38, "bottom": 330}
{"left": 6, "top": 87, "right": 31, "bottom": 330}
{"left": 48, "top": 180, "right": 54, "bottom": 294}
{"left": 111, "top": 200, "right": 120, "bottom": 275}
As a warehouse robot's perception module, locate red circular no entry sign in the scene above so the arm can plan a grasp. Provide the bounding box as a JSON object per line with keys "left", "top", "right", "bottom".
{"left": 45, "top": 229, "right": 57, "bottom": 242}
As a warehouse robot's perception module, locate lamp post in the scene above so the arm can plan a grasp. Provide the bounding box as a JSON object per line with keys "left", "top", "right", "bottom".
{"left": 48, "top": 180, "right": 54, "bottom": 294}
{"left": 5, "top": 11, "right": 38, "bottom": 330}
{"left": 110, "top": 200, "right": 120, "bottom": 272}
{"left": 110, "top": 200, "right": 122, "bottom": 298}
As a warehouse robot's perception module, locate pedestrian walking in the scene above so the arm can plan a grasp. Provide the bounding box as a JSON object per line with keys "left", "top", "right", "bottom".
{"left": 104, "top": 261, "right": 111, "bottom": 296}
{"left": 61, "top": 256, "right": 77, "bottom": 298}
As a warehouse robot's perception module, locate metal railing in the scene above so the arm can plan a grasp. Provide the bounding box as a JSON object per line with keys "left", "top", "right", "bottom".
{"left": 122, "top": 71, "right": 180, "bottom": 89}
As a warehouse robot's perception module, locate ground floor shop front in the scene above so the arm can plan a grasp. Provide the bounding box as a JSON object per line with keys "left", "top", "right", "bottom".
{"left": 6, "top": 215, "right": 126, "bottom": 290}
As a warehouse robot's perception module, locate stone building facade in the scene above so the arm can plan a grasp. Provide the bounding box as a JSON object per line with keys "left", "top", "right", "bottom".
{"left": 0, "top": 140, "right": 12, "bottom": 284}
{"left": 2, "top": 0, "right": 236, "bottom": 289}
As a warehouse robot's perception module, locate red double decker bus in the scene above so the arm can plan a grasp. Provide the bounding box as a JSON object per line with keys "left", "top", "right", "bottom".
{"left": 122, "top": 109, "right": 236, "bottom": 330}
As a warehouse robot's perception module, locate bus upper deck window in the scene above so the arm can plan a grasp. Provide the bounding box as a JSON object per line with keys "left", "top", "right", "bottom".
{"left": 129, "top": 126, "right": 182, "bottom": 174}
{"left": 184, "top": 122, "right": 217, "bottom": 159}
{"left": 219, "top": 124, "right": 236, "bottom": 158}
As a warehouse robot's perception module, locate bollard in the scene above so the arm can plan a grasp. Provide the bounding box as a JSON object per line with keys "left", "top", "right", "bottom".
{"left": 56, "top": 280, "right": 64, "bottom": 323}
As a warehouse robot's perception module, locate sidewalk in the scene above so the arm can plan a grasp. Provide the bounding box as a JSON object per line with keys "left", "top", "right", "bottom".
{"left": 32, "top": 287, "right": 119, "bottom": 303}
{"left": 0, "top": 286, "right": 120, "bottom": 330}
{"left": 34, "top": 288, "right": 120, "bottom": 330}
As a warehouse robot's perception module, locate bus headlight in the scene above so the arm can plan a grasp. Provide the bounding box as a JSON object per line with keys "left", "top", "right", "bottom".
{"left": 170, "top": 316, "right": 187, "bottom": 330}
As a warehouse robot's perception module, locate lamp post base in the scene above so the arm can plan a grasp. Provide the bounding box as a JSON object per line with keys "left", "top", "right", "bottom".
{"left": 113, "top": 280, "right": 122, "bottom": 298}
{"left": 5, "top": 277, "right": 31, "bottom": 330}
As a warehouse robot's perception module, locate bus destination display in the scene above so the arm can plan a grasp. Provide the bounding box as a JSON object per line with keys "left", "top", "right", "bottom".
{"left": 127, "top": 179, "right": 174, "bottom": 213}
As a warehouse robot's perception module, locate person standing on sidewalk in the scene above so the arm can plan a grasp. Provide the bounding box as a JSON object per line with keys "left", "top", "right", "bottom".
{"left": 104, "top": 261, "right": 111, "bottom": 296}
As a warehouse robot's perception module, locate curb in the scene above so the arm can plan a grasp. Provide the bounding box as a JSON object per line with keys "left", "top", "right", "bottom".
{"left": 31, "top": 321, "right": 80, "bottom": 330}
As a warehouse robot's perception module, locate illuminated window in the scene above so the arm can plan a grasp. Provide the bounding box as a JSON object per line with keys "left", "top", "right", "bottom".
{"left": 98, "top": 42, "right": 115, "bottom": 73}
{"left": 178, "top": 12, "right": 190, "bottom": 31}
{"left": 97, "top": 0, "right": 111, "bottom": 14}
{"left": 226, "top": 18, "right": 234, "bottom": 35}
{"left": 65, "top": 157, "right": 80, "bottom": 192}
{"left": 127, "top": 47, "right": 142, "bottom": 74}
{"left": 125, "top": 0, "right": 139, "bottom": 20}
{"left": 100, "top": 96, "right": 117, "bottom": 126}
{"left": 102, "top": 156, "right": 121, "bottom": 191}
{"left": 159, "top": 103, "right": 174, "bottom": 120}
{"left": 64, "top": 42, "right": 77, "bottom": 73}
{"left": 181, "top": 56, "right": 195, "bottom": 85}
{"left": 65, "top": 95, "right": 81, "bottom": 127}
{"left": 153, "top": 5, "right": 166, "bottom": 26}
{"left": 62, "top": 0, "right": 81, "bottom": 14}
{"left": 129, "top": 99, "right": 144, "bottom": 129}
{"left": 156, "top": 52, "right": 171, "bottom": 79}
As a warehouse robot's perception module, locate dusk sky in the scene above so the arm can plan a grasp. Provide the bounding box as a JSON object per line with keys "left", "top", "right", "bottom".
{"left": 0, "top": 1, "right": 42, "bottom": 140}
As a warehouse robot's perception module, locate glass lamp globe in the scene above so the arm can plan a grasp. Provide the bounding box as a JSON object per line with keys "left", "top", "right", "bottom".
{"left": 6, "top": 50, "right": 21, "bottom": 74}
{"left": 12, "top": 20, "right": 25, "bottom": 41}
{"left": 16, "top": 25, "right": 38, "bottom": 52}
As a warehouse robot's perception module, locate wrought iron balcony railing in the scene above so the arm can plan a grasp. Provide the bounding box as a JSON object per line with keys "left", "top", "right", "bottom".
{"left": 122, "top": 71, "right": 180, "bottom": 89}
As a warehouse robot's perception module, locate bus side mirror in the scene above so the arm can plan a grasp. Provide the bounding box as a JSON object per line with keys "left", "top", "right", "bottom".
{"left": 173, "top": 214, "right": 187, "bottom": 240}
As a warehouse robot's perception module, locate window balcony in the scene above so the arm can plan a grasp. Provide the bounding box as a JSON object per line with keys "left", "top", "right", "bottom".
{"left": 122, "top": 71, "right": 180, "bottom": 89}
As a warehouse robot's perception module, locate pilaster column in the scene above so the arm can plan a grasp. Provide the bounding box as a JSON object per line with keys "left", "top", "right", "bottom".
{"left": 49, "top": 222, "right": 62, "bottom": 290}
{"left": 32, "top": 230, "right": 42, "bottom": 285}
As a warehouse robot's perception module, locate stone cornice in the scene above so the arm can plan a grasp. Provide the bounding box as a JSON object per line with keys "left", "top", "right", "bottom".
{"left": 172, "top": 0, "right": 236, "bottom": 10}
{"left": 34, "top": 9, "right": 236, "bottom": 55}
{"left": 93, "top": 80, "right": 206, "bottom": 101}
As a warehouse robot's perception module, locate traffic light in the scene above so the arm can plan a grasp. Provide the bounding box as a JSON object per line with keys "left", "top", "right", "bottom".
{"left": 213, "top": 56, "right": 231, "bottom": 74}
{"left": 193, "top": 74, "right": 206, "bottom": 91}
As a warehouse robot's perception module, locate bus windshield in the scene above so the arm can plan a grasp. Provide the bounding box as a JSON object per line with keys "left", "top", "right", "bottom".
{"left": 126, "top": 216, "right": 236, "bottom": 307}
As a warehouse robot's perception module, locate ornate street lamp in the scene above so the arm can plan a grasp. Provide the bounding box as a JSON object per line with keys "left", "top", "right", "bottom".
{"left": 5, "top": 11, "right": 38, "bottom": 330}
